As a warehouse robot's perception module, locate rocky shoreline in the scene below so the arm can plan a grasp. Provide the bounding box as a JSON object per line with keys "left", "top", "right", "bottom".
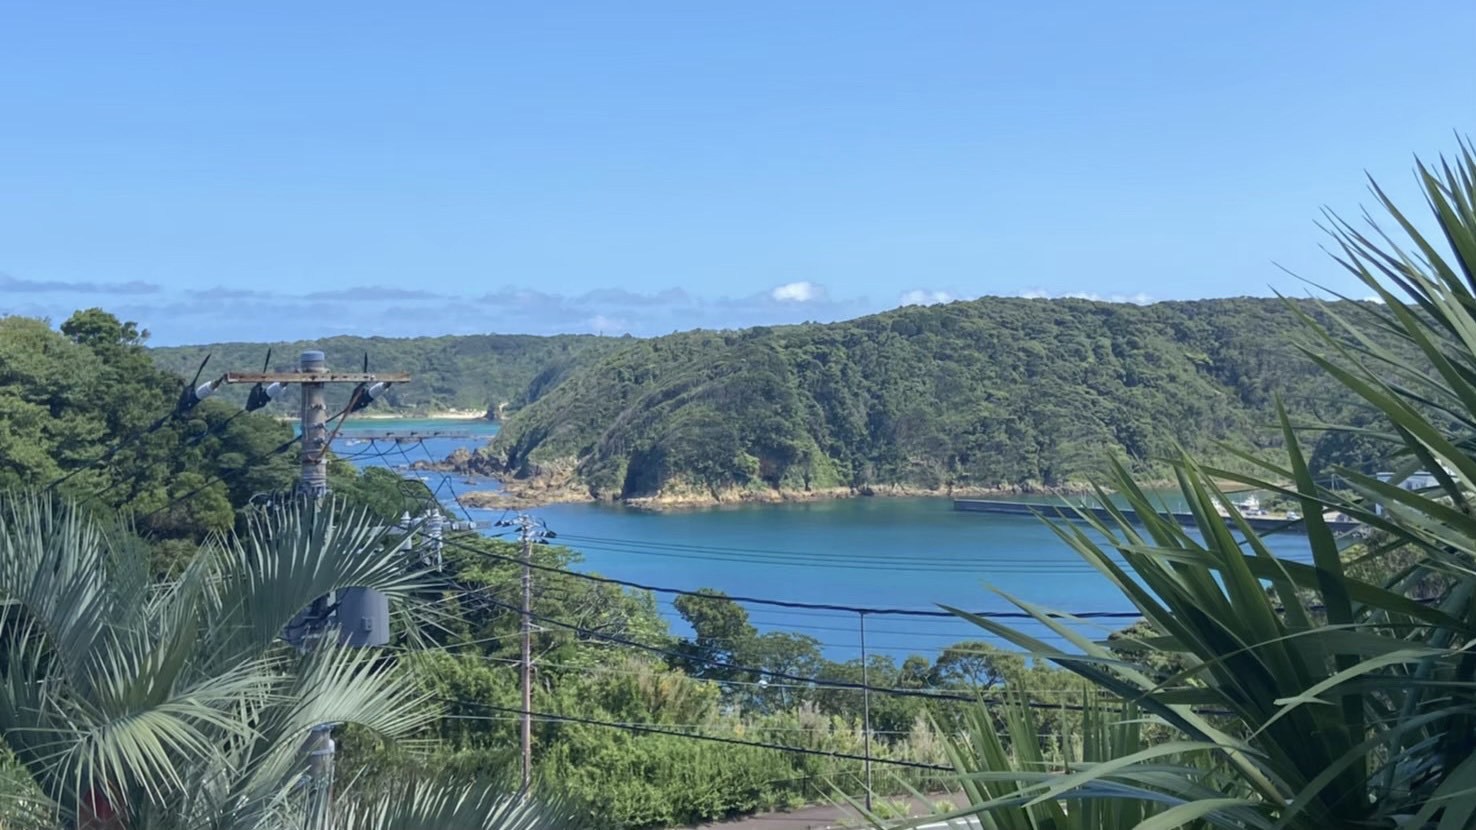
{"left": 422, "top": 450, "right": 1252, "bottom": 513}
{"left": 450, "top": 475, "right": 1096, "bottom": 512}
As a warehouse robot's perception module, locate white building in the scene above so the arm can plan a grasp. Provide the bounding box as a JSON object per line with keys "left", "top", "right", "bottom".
{"left": 1372, "top": 470, "right": 1440, "bottom": 515}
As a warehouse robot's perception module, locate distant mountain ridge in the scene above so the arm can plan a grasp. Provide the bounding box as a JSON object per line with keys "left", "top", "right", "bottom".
{"left": 468, "top": 296, "right": 1388, "bottom": 503}
{"left": 152, "top": 332, "right": 627, "bottom": 416}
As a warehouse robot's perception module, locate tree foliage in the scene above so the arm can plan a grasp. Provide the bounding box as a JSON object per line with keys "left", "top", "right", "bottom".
{"left": 918, "top": 141, "right": 1476, "bottom": 829}
{"left": 0, "top": 492, "right": 579, "bottom": 830}
{"left": 151, "top": 333, "right": 624, "bottom": 416}
{"left": 483, "top": 297, "right": 1397, "bottom": 499}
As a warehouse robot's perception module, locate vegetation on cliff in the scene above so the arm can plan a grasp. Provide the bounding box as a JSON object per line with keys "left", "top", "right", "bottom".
{"left": 482, "top": 297, "right": 1387, "bottom": 501}
{"left": 10, "top": 306, "right": 1093, "bottom": 828}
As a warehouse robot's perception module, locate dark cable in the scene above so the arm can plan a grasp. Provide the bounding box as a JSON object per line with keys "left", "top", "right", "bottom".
{"left": 459, "top": 587, "right": 1010, "bottom": 706}
{"left": 135, "top": 434, "right": 302, "bottom": 524}
{"left": 415, "top": 440, "right": 478, "bottom": 523}
{"left": 439, "top": 699, "right": 951, "bottom": 772}
{"left": 438, "top": 534, "right": 1141, "bottom": 620}
{"left": 132, "top": 394, "right": 391, "bottom": 525}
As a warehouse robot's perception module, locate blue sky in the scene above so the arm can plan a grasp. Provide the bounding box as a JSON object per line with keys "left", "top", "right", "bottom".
{"left": 1, "top": 1, "right": 1474, "bottom": 344}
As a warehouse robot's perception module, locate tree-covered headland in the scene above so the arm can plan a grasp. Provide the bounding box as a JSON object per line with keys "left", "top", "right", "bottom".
{"left": 478, "top": 296, "right": 1392, "bottom": 504}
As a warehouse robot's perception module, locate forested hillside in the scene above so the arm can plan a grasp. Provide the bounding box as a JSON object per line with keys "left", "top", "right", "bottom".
{"left": 3, "top": 307, "right": 1074, "bottom": 829}
{"left": 482, "top": 296, "right": 1385, "bottom": 501}
{"left": 0, "top": 309, "right": 301, "bottom": 548}
{"left": 153, "top": 332, "right": 625, "bottom": 415}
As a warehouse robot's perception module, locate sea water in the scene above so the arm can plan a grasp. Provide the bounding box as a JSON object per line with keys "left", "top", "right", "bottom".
{"left": 341, "top": 420, "right": 1315, "bottom": 661}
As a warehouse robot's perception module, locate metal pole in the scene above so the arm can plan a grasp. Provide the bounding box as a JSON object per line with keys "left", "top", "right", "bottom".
{"left": 218, "top": 350, "right": 412, "bottom": 830}
{"left": 427, "top": 508, "right": 444, "bottom": 570}
{"left": 305, "top": 724, "right": 335, "bottom": 829}
{"left": 298, "top": 350, "right": 329, "bottom": 499}
{"left": 520, "top": 516, "right": 534, "bottom": 793}
{"left": 859, "top": 610, "right": 873, "bottom": 810}
{"left": 299, "top": 349, "right": 332, "bottom": 826}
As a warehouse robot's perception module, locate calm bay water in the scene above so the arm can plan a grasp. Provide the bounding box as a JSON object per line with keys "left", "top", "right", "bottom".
{"left": 340, "top": 419, "right": 1317, "bottom": 660}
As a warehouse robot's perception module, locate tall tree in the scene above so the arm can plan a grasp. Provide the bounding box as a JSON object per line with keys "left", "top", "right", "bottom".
{"left": 673, "top": 589, "right": 759, "bottom": 683}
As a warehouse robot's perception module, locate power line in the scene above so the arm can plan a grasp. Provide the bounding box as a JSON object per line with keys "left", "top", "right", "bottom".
{"left": 438, "top": 534, "right": 1143, "bottom": 620}
{"left": 439, "top": 712, "right": 947, "bottom": 737}
{"left": 135, "top": 434, "right": 302, "bottom": 525}
{"left": 438, "top": 700, "right": 951, "bottom": 772}
{"left": 554, "top": 530, "right": 1319, "bottom": 567}
{"left": 554, "top": 531, "right": 1115, "bottom": 573}
{"left": 436, "top": 573, "right": 1086, "bottom": 649}
{"left": 458, "top": 588, "right": 1050, "bottom": 707}
{"left": 132, "top": 394, "right": 390, "bottom": 527}
{"left": 439, "top": 552, "right": 1090, "bottom": 652}
{"left": 413, "top": 440, "right": 478, "bottom": 524}
{"left": 436, "top": 577, "right": 1159, "bottom": 716}
{"left": 46, "top": 398, "right": 194, "bottom": 492}
{"left": 555, "top": 537, "right": 1121, "bottom": 574}
{"left": 435, "top": 653, "right": 1100, "bottom": 699}
{"left": 441, "top": 514, "right": 1365, "bottom": 631}
{"left": 544, "top": 533, "right": 1319, "bottom": 574}
{"left": 554, "top": 531, "right": 1103, "bottom": 564}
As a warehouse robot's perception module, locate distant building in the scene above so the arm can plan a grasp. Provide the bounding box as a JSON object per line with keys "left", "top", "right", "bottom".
{"left": 1372, "top": 470, "right": 1440, "bottom": 515}
{"left": 1375, "top": 470, "right": 1439, "bottom": 491}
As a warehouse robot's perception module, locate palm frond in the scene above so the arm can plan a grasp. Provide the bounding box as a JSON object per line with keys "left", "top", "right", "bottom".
{"left": 929, "top": 139, "right": 1476, "bottom": 828}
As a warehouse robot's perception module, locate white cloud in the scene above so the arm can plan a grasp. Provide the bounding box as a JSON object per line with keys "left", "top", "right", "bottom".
{"left": 898, "top": 289, "right": 954, "bottom": 307}
{"left": 29, "top": 281, "right": 868, "bottom": 345}
{"left": 769, "top": 281, "right": 824, "bottom": 303}
{"left": 585, "top": 314, "right": 628, "bottom": 334}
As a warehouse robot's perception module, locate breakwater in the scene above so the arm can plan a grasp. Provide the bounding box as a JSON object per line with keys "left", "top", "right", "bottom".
{"left": 952, "top": 499, "right": 1360, "bottom": 534}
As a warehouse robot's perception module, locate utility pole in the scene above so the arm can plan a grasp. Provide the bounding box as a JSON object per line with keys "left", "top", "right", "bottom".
{"left": 493, "top": 511, "right": 552, "bottom": 794}
{"left": 298, "top": 350, "right": 330, "bottom": 497}
{"left": 222, "top": 349, "right": 409, "bottom": 829}
{"left": 519, "top": 513, "right": 535, "bottom": 793}
{"left": 859, "top": 611, "right": 873, "bottom": 810}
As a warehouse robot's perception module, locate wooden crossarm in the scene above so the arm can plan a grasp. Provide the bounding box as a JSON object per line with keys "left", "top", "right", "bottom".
{"left": 222, "top": 372, "right": 412, "bottom": 384}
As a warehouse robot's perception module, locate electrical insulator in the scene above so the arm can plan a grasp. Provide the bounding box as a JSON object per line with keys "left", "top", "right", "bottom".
{"left": 349, "top": 381, "right": 389, "bottom": 413}
{"left": 245, "top": 381, "right": 287, "bottom": 413}
{"left": 180, "top": 379, "right": 220, "bottom": 412}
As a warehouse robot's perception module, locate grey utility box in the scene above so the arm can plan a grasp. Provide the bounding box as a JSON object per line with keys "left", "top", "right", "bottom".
{"left": 336, "top": 586, "right": 390, "bottom": 647}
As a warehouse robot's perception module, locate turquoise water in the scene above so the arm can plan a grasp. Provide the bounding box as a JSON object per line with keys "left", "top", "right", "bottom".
{"left": 342, "top": 420, "right": 1316, "bottom": 660}
{"left": 338, "top": 417, "right": 503, "bottom": 435}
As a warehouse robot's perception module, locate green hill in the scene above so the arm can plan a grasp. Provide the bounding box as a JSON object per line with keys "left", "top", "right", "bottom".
{"left": 478, "top": 296, "right": 1384, "bottom": 502}
{"left": 152, "top": 333, "right": 627, "bottom": 416}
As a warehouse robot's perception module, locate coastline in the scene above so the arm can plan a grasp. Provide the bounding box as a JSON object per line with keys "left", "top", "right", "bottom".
{"left": 437, "top": 451, "right": 1264, "bottom": 513}
{"left": 456, "top": 480, "right": 1093, "bottom": 512}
